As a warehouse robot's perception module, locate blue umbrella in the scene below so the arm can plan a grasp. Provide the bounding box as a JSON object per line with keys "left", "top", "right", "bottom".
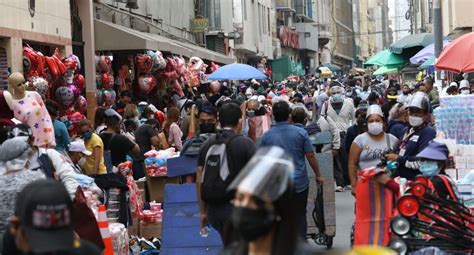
{"left": 207, "top": 63, "right": 267, "bottom": 80}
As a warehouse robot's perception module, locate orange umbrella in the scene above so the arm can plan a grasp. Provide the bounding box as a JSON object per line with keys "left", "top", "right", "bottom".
{"left": 435, "top": 32, "right": 474, "bottom": 73}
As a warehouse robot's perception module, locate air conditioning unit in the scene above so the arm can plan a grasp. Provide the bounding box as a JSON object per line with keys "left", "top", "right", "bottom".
{"left": 125, "top": 0, "right": 138, "bottom": 9}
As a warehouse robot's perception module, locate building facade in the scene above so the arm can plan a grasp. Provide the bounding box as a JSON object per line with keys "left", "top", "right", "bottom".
{"left": 329, "top": 0, "right": 354, "bottom": 70}
{"left": 0, "top": 0, "right": 73, "bottom": 84}
{"left": 441, "top": 0, "right": 474, "bottom": 37}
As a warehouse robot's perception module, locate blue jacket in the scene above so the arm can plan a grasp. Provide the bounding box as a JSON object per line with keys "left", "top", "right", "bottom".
{"left": 388, "top": 120, "right": 408, "bottom": 140}
{"left": 396, "top": 124, "right": 436, "bottom": 180}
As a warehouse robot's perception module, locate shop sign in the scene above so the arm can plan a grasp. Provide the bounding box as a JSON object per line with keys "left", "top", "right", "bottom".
{"left": 191, "top": 17, "right": 209, "bottom": 33}
{"left": 278, "top": 26, "right": 299, "bottom": 49}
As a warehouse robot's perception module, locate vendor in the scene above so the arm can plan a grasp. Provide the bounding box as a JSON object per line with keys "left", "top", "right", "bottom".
{"left": 67, "top": 140, "right": 92, "bottom": 174}
{"left": 385, "top": 92, "right": 436, "bottom": 180}
{"left": 416, "top": 141, "right": 459, "bottom": 201}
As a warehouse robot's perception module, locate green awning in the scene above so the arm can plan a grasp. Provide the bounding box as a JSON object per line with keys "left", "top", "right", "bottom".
{"left": 390, "top": 33, "right": 435, "bottom": 54}
{"left": 419, "top": 56, "right": 435, "bottom": 69}
{"left": 364, "top": 49, "right": 405, "bottom": 67}
{"left": 373, "top": 66, "right": 399, "bottom": 75}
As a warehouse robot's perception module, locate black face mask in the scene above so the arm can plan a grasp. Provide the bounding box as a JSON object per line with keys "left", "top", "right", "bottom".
{"left": 356, "top": 116, "right": 366, "bottom": 127}
{"left": 231, "top": 207, "right": 275, "bottom": 242}
{"left": 199, "top": 123, "right": 216, "bottom": 134}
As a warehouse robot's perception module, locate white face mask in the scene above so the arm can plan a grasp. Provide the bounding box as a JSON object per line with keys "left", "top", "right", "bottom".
{"left": 368, "top": 122, "right": 384, "bottom": 135}
{"left": 461, "top": 90, "right": 470, "bottom": 95}
{"left": 409, "top": 116, "right": 424, "bottom": 127}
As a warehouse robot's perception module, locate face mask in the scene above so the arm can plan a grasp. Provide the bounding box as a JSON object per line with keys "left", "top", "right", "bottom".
{"left": 403, "top": 91, "right": 409, "bottom": 95}
{"left": 461, "top": 90, "right": 470, "bottom": 95}
{"left": 199, "top": 123, "right": 216, "bottom": 134}
{"left": 332, "top": 94, "right": 343, "bottom": 103}
{"left": 420, "top": 161, "right": 439, "bottom": 177}
{"left": 78, "top": 157, "right": 86, "bottom": 167}
{"left": 357, "top": 117, "right": 366, "bottom": 127}
{"left": 368, "top": 122, "right": 384, "bottom": 135}
{"left": 408, "top": 116, "right": 424, "bottom": 127}
{"left": 246, "top": 110, "right": 255, "bottom": 117}
{"left": 82, "top": 131, "right": 92, "bottom": 140}
{"left": 231, "top": 207, "right": 275, "bottom": 242}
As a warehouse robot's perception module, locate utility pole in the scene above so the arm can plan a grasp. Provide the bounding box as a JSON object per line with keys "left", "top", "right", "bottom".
{"left": 433, "top": 0, "right": 443, "bottom": 88}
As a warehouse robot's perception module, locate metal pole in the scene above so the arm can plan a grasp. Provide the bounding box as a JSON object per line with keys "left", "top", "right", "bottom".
{"left": 433, "top": 0, "right": 442, "bottom": 86}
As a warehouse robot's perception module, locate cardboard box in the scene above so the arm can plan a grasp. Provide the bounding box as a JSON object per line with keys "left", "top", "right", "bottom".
{"left": 140, "top": 220, "right": 162, "bottom": 239}
{"left": 146, "top": 176, "right": 180, "bottom": 202}
{"left": 128, "top": 217, "right": 140, "bottom": 236}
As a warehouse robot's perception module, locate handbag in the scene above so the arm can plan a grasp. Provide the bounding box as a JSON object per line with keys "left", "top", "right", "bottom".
{"left": 72, "top": 187, "right": 105, "bottom": 250}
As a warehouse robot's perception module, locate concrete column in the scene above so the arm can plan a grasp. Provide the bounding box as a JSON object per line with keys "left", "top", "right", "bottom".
{"left": 5, "top": 38, "right": 23, "bottom": 73}
{"left": 64, "top": 45, "right": 73, "bottom": 57}
{"left": 78, "top": 0, "right": 97, "bottom": 122}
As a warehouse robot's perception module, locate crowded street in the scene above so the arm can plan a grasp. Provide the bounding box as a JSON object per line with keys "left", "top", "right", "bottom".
{"left": 0, "top": 0, "right": 473, "bottom": 255}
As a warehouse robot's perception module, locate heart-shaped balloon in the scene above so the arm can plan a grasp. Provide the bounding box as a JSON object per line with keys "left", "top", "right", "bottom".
{"left": 74, "top": 95, "right": 87, "bottom": 113}
{"left": 101, "top": 73, "right": 114, "bottom": 89}
{"left": 68, "top": 83, "right": 80, "bottom": 100}
{"left": 55, "top": 86, "right": 75, "bottom": 108}
{"left": 74, "top": 74, "right": 85, "bottom": 92}
{"left": 102, "top": 89, "right": 116, "bottom": 106}
{"left": 137, "top": 75, "right": 156, "bottom": 94}
{"left": 29, "top": 77, "right": 49, "bottom": 98}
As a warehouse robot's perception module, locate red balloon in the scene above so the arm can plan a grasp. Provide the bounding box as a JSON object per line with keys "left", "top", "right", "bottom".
{"left": 74, "top": 95, "right": 87, "bottom": 113}
{"left": 74, "top": 74, "right": 85, "bottom": 92}
{"left": 101, "top": 73, "right": 113, "bottom": 89}
{"left": 137, "top": 75, "right": 155, "bottom": 94}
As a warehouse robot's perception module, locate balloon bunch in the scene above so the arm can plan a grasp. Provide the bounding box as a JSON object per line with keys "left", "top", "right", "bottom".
{"left": 95, "top": 55, "right": 116, "bottom": 107}
{"left": 186, "top": 57, "right": 208, "bottom": 87}
{"left": 135, "top": 51, "right": 161, "bottom": 95}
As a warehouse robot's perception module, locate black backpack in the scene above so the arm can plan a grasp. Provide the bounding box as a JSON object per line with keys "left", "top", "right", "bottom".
{"left": 181, "top": 133, "right": 212, "bottom": 157}
{"left": 200, "top": 132, "right": 240, "bottom": 204}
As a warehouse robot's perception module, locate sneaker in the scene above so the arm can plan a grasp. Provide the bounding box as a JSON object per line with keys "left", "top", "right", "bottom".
{"left": 335, "top": 186, "right": 344, "bottom": 192}
{"left": 344, "top": 185, "right": 352, "bottom": 191}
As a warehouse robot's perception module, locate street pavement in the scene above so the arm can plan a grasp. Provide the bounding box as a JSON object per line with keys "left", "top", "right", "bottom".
{"left": 310, "top": 191, "right": 355, "bottom": 253}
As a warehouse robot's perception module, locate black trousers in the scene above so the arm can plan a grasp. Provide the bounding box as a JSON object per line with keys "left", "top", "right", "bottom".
{"left": 335, "top": 131, "right": 350, "bottom": 186}
{"left": 294, "top": 188, "right": 309, "bottom": 239}
{"left": 207, "top": 203, "right": 233, "bottom": 242}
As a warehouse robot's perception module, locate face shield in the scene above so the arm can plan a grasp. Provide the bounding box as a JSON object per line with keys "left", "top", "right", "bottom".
{"left": 228, "top": 146, "right": 294, "bottom": 202}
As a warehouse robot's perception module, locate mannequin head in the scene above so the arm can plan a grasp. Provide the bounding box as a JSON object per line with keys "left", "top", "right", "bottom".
{"left": 8, "top": 72, "right": 26, "bottom": 97}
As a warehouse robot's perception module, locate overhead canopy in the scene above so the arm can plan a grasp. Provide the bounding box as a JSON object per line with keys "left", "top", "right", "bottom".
{"left": 207, "top": 63, "right": 266, "bottom": 80}
{"left": 373, "top": 66, "right": 398, "bottom": 75}
{"left": 419, "top": 56, "right": 435, "bottom": 69}
{"left": 390, "top": 33, "right": 435, "bottom": 54}
{"left": 94, "top": 19, "right": 235, "bottom": 64}
{"left": 410, "top": 40, "right": 450, "bottom": 65}
{"left": 321, "top": 63, "right": 341, "bottom": 72}
{"left": 94, "top": 19, "right": 191, "bottom": 56}
{"left": 364, "top": 49, "right": 405, "bottom": 67}
{"left": 174, "top": 41, "right": 235, "bottom": 64}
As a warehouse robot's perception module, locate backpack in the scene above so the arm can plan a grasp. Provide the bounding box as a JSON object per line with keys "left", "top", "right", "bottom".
{"left": 181, "top": 133, "right": 212, "bottom": 157}
{"left": 201, "top": 132, "right": 241, "bottom": 204}
{"left": 100, "top": 133, "right": 116, "bottom": 173}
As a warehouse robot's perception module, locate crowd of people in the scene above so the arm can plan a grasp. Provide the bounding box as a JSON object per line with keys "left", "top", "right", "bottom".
{"left": 0, "top": 70, "right": 473, "bottom": 254}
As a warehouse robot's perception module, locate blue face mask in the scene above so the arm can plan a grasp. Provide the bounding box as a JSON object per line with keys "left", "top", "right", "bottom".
{"left": 420, "top": 161, "right": 439, "bottom": 177}
{"left": 332, "top": 94, "right": 343, "bottom": 103}
{"left": 82, "top": 131, "right": 92, "bottom": 140}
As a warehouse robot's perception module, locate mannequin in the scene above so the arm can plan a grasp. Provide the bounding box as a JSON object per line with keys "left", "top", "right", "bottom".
{"left": 8, "top": 72, "right": 55, "bottom": 148}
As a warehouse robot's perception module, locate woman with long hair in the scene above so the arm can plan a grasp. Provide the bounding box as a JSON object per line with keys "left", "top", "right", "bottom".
{"left": 94, "top": 107, "right": 107, "bottom": 134}
{"left": 124, "top": 104, "right": 140, "bottom": 128}
{"left": 221, "top": 147, "right": 318, "bottom": 255}
{"left": 163, "top": 107, "right": 183, "bottom": 151}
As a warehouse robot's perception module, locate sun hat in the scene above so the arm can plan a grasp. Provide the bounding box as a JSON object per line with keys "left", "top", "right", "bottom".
{"left": 416, "top": 141, "right": 449, "bottom": 161}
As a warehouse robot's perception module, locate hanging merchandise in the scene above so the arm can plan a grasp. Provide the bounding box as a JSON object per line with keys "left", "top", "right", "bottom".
{"left": 55, "top": 86, "right": 76, "bottom": 108}
{"left": 96, "top": 89, "right": 104, "bottom": 106}
{"left": 186, "top": 56, "right": 206, "bottom": 87}
{"left": 74, "top": 74, "right": 85, "bottom": 92}
{"left": 74, "top": 95, "right": 87, "bottom": 114}
{"left": 116, "top": 65, "right": 130, "bottom": 92}
{"left": 101, "top": 73, "right": 114, "bottom": 90}
{"left": 98, "top": 55, "right": 112, "bottom": 73}
{"left": 147, "top": 50, "right": 167, "bottom": 72}
{"left": 210, "top": 62, "right": 219, "bottom": 72}
{"left": 137, "top": 75, "right": 156, "bottom": 95}
{"left": 27, "top": 76, "right": 49, "bottom": 98}
{"left": 102, "top": 89, "right": 117, "bottom": 107}
{"left": 135, "top": 54, "right": 153, "bottom": 74}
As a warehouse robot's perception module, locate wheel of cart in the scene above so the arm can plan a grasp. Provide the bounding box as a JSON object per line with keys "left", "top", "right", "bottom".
{"left": 306, "top": 131, "right": 336, "bottom": 249}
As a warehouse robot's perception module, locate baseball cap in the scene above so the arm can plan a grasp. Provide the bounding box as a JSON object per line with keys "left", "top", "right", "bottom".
{"left": 387, "top": 87, "right": 398, "bottom": 100}
{"left": 416, "top": 141, "right": 449, "bottom": 161}
{"left": 68, "top": 140, "right": 91, "bottom": 156}
{"left": 14, "top": 179, "right": 75, "bottom": 253}
{"left": 448, "top": 82, "right": 458, "bottom": 88}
